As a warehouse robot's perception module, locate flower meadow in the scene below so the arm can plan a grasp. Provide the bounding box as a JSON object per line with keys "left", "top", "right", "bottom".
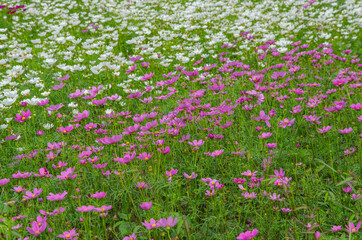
{"left": 0, "top": 0, "right": 361, "bottom": 239}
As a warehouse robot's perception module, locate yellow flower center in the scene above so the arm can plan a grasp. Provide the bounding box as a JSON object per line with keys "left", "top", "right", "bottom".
{"left": 145, "top": 157, "right": 148, "bottom": 160}
{"left": 22, "top": 117, "right": 25, "bottom": 120}
{"left": 152, "top": 224, "right": 156, "bottom": 227}
{"left": 188, "top": 176, "right": 191, "bottom": 179}
{"left": 36, "top": 231, "right": 40, "bottom": 233}
{"left": 352, "top": 228, "right": 356, "bottom": 232}
{"left": 66, "top": 234, "right": 71, "bottom": 238}
{"left": 63, "top": 130, "right": 66, "bottom": 133}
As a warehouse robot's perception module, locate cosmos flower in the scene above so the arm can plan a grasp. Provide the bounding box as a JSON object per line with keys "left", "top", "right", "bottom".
{"left": 14, "top": 109, "right": 31, "bottom": 122}
{"left": 58, "top": 228, "right": 79, "bottom": 239}
{"left": 46, "top": 191, "right": 67, "bottom": 201}
{"left": 236, "top": 229, "right": 258, "bottom": 240}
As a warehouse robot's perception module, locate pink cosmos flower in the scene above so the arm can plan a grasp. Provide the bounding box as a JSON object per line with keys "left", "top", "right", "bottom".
{"left": 265, "top": 143, "right": 277, "bottom": 149}
{"left": 184, "top": 172, "right": 197, "bottom": 179}
{"left": 345, "top": 222, "right": 361, "bottom": 233}
{"left": 136, "top": 182, "right": 148, "bottom": 189}
{"left": 241, "top": 192, "right": 257, "bottom": 199}
{"left": 254, "top": 111, "right": 271, "bottom": 128}
{"left": 23, "top": 188, "right": 43, "bottom": 200}
{"left": 278, "top": 118, "right": 295, "bottom": 128}
{"left": 14, "top": 109, "right": 31, "bottom": 122}
{"left": 76, "top": 205, "right": 95, "bottom": 212}
{"left": 94, "top": 205, "right": 112, "bottom": 213}
{"left": 57, "top": 125, "right": 74, "bottom": 134}
{"left": 12, "top": 186, "right": 26, "bottom": 193}
{"left": 158, "top": 216, "right": 178, "bottom": 228}
{"left": 241, "top": 170, "right": 257, "bottom": 177}
{"left": 236, "top": 229, "right": 258, "bottom": 240}
{"left": 210, "top": 149, "right": 224, "bottom": 157}
{"left": 91, "top": 192, "right": 107, "bottom": 199}
{"left": 58, "top": 228, "right": 79, "bottom": 239}
{"left": 57, "top": 168, "right": 77, "bottom": 180}
{"left": 123, "top": 233, "right": 137, "bottom": 240}
{"left": 96, "top": 134, "right": 123, "bottom": 144}
{"left": 137, "top": 152, "right": 152, "bottom": 161}
{"left": 52, "top": 161, "right": 68, "bottom": 169}
{"left": 140, "top": 202, "right": 152, "bottom": 210}
{"left": 142, "top": 219, "right": 160, "bottom": 229}
{"left": 0, "top": 178, "right": 10, "bottom": 186}
{"left": 258, "top": 132, "right": 272, "bottom": 139}
{"left": 26, "top": 221, "right": 47, "bottom": 236}
{"left": 338, "top": 128, "right": 353, "bottom": 134}
{"left": 46, "top": 191, "right": 67, "bottom": 201}
{"left": 317, "top": 126, "right": 332, "bottom": 134}
{"left": 331, "top": 226, "right": 342, "bottom": 232}
{"left": 205, "top": 190, "right": 215, "bottom": 196}
{"left": 188, "top": 139, "right": 205, "bottom": 148}
{"left": 12, "top": 171, "right": 32, "bottom": 178}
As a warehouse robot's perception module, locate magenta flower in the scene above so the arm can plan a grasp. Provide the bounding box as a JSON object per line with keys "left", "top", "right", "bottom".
{"left": 184, "top": 172, "right": 197, "bottom": 179}
{"left": 338, "top": 127, "right": 353, "bottom": 134}
{"left": 12, "top": 186, "right": 26, "bottom": 192}
{"left": 46, "top": 104, "right": 63, "bottom": 112}
{"left": 52, "top": 161, "right": 68, "bottom": 169}
{"left": 57, "top": 125, "right": 74, "bottom": 134}
{"left": 52, "top": 83, "right": 65, "bottom": 90}
{"left": 96, "top": 134, "right": 123, "bottom": 144}
{"left": 188, "top": 139, "right": 205, "bottom": 149}
{"left": 14, "top": 109, "right": 31, "bottom": 122}
{"left": 137, "top": 152, "right": 152, "bottom": 161}
{"left": 57, "top": 74, "right": 70, "bottom": 81}
{"left": 258, "top": 132, "right": 272, "bottom": 139}
{"left": 350, "top": 103, "right": 362, "bottom": 110}
{"left": 76, "top": 205, "right": 95, "bottom": 212}
{"left": 68, "top": 89, "right": 85, "bottom": 98}
{"left": 0, "top": 178, "right": 10, "bottom": 186}
{"left": 317, "top": 126, "right": 332, "bottom": 134}
{"left": 94, "top": 205, "right": 112, "bottom": 212}
{"left": 58, "top": 228, "right": 79, "bottom": 239}
{"left": 136, "top": 182, "right": 148, "bottom": 189}
{"left": 46, "top": 191, "right": 67, "bottom": 201}
{"left": 265, "top": 143, "right": 277, "bottom": 149}
{"left": 278, "top": 118, "right": 295, "bottom": 128}
{"left": 241, "top": 170, "right": 257, "bottom": 177}
{"left": 37, "top": 99, "right": 49, "bottom": 106}
{"left": 142, "top": 219, "right": 160, "bottom": 229}
{"left": 236, "top": 229, "right": 258, "bottom": 240}
{"left": 57, "top": 168, "right": 77, "bottom": 180}
{"left": 12, "top": 171, "right": 32, "bottom": 178}
{"left": 26, "top": 221, "right": 47, "bottom": 236}
{"left": 158, "top": 146, "right": 170, "bottom": 154}
{"left": 114, "top": 151, "right": 136, "bottom": 164}
{"left": 73, "top": 110, "right": 89, "bottom": 122}
{"left": 331, "top": 225, "right": 342, "bottom": 232}
{"left": 241, "top": 192, "right": 257, "bottom": 199}
{"left": 23, "top": 188, "right": 43, "bottom": 200}
{"left": 91, "top": 192, "right": 107, "bottom": 199}
{"left": 345, "top": 221, "right": 361, "bottom": 233}
{"left": 254, "top": 111, "right": 271, "bottom": 128}
{"left": 140, "top": 202, "right": 152, "bottom": 210}
{"left": 210, "top": 149, "right": 224, "bottom": 157}
{"left": 122, "top": 124, "right": 140, "bottom": 134}
{"left": 205, "top": 190, "right": 215, "bottom": 196}
{"left": 123, "top": 233, "right": 137, "bottom": 240}
{"left": 158, "top": 216, "right": 178, "bottom": 228}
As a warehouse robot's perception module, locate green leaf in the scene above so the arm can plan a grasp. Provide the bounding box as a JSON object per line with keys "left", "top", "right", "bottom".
{"left": 336, "top": 177, "right": 353, "bottom": 186}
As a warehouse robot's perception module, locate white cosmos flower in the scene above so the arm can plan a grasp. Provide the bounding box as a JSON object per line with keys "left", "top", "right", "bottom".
{"left": 43, "top": 123, "right": 54, "bottom": 129}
